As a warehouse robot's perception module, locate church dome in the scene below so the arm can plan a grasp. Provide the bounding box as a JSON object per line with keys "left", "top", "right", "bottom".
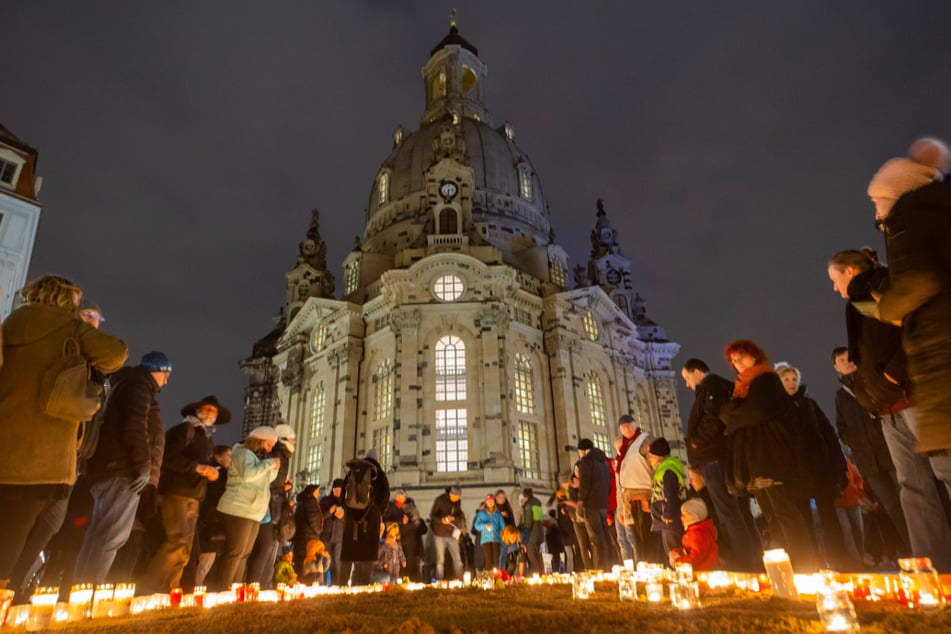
{"left": 368, "top": 115, "right": 548, "bottom": 225}
{"left": 361, "top": 26, "right": 551, "bottom": 255}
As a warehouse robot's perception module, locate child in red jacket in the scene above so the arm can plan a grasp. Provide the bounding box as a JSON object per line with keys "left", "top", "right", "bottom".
{"left": 669, "top": 498, "right": 719, "bottom": 571}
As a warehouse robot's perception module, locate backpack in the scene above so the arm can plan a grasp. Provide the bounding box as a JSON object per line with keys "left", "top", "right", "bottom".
{"left": 344, "top": 459, "right": 378, "bottom": 511}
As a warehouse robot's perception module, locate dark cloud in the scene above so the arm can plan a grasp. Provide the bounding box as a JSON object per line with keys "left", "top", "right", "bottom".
{"left": 4, "top": 2, "right": 950, "bottom": 444}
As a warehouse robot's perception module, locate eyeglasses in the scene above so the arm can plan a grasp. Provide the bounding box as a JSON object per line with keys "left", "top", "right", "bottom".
{"left": 80, "top": 310, "right": 104, "bottom": 322}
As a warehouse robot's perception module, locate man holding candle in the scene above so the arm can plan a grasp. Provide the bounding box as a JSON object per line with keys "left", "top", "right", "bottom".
{"left": 141, "top": 395, "right": 230, "bottom": 593}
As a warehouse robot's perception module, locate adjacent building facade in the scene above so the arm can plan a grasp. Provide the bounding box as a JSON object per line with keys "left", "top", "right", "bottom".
{"left": 0, "top": 124, "right": 42, "bottom": 319}
{"left": 241, "top": 26, "right": 684, "bottom": 510}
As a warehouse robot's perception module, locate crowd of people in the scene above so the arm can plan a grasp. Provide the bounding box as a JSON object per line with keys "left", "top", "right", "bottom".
{"left": 0, "top": 135, "right": 949, "bottom": 597}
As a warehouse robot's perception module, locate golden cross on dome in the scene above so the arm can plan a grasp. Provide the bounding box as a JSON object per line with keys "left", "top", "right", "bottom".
{"left": 449, "top": 8, "right": 457, "bottom": 27}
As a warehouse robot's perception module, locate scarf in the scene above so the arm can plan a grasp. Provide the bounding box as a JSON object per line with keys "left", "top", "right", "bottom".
{"left": 731, "top": 363, "right": 774, "bottom": 399}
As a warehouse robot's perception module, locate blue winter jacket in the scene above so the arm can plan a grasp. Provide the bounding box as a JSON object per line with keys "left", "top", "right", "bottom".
{"left": 473, "top": 507, "right": 506, "bottom": 545}
{"left": 217, "top": 444, "right": 278, "bottom": 521}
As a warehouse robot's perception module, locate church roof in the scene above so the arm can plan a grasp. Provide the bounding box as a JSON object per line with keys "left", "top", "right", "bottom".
{"left": 430, "top": 26, "right": 478, "bottom": 57}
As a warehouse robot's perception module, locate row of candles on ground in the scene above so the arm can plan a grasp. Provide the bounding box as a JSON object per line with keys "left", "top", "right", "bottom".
{"left": 1, "top": 549, "right": 946, "bottom": 632}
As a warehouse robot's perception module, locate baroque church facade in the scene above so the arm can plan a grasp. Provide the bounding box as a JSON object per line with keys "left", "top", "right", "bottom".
{"left": 241, "top": 26, "right": 684, "bottom": 508}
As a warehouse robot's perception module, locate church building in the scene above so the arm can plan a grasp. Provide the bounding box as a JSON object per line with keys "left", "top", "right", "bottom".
{"left": 241, "top": 25, "right": 684, "bottom": 509}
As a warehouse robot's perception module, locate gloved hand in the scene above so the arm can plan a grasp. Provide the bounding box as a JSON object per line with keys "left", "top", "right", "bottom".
{"left": 129, "top": 471, "right": 150, "bottom": 494}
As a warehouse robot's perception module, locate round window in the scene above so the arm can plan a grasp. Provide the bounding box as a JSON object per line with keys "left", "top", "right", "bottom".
{"left": 434, "top": 274, "right": 464, "bottom": 302}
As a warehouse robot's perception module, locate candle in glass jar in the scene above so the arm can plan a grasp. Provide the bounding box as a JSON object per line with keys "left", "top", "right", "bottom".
{"left": 646, "top": 581, "right": 664, "bottom": 603}
{"left": 763, "top": 549, "right": 798, "bottom": 600}
{"left": 193, "top": 585, "right": 206, "bottom": 608}
{"left": 92, "top": 584, "right": 114, "bottom": 619}
{"left": 27, "top": 587, "right": 59, "bottom": 632}
{"left": 67, "top": 584, "right": 93, "bottom": 621}
{"left": 169, "top": 587, "right": 183, "bottom": 608}
{"left": 112, "top": 584, "right": 135, "bottom": 616}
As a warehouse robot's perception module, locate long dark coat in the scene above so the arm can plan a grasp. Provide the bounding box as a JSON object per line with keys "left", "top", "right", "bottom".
{"left": 879, "top": 179, "right": 951, "bottom": 453}
{"left": 720, "top": 372, "right": 805, "bottom": 493}
{"left": 340, "top": 457, "right": 389, "bottom": 561}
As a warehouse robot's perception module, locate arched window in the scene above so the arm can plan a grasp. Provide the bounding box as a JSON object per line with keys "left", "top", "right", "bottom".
{"left": 550, "top": 257, "right": 567, "bottom": 288}
{"left": 432, "top": 69, "right": 447, "bottom": 98}
{"left": 518, "top": 164, "right": 533, "bottom": 200}
{"left": 372, "top": 426, "right": 392, "bottom": 471}
{"left": 435, "top": 335, "right": 466, "bottom": 401}
{"left": 514, "top": 353, "right": 535, "bottom": 414}
{"left": 583, "top": 311, "right": 599, "bottom": 341}
{"left": 378, "top": 172, "right": 389, "bottom": 205}
{"left": 435, "top": 335, "right": 467, "bottom": 472}
{"left": 345, "top": 260, "right": 360, "bottom": 295}
{"left": 306, "top": 383, "right": 326, "bottom": 474}
{"left": 374, "top": 359, "right": 394, "bottom": 421}
{"left": 313, "top": 322, "right": 327, "bottom": 351}
{"left": 586, "top": 372, "right": 606, "bottom": 428}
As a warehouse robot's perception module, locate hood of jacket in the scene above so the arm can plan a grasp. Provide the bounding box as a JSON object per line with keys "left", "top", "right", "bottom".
{"left": 3, "top": 303, "right": 78, "bottom": 346}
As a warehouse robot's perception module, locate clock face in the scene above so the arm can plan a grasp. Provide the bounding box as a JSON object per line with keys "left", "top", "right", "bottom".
{"left": 439, "top": 180, "right": 458, "bottom": 201}
{"left": 606, "top": 269, "right": 621, "bottom": 285}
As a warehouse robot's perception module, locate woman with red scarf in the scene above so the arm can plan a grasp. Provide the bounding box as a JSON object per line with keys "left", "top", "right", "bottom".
{"left": 720, "top": 339, "right": 817, "bottom": 572}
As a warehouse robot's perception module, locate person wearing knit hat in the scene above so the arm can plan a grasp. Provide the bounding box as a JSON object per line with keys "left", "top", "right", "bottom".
{"left": 318, "top": 478, "right": 347, "bottom": 584}
{"left": 648, "top": 437, "right": 671, "bottom": 458}
{"left": 681, "top": 497, "right": 709, "bottom": 524}
{"left": 473, "top": 491, "right": 505, "bottom": 574}
{"left": 213, "top": 424, "right": 280, "bottom": 588}
{"left": 245, "top": 420, "right": 297, "bottom": 588}
{"left": 646, "top": 437, "right": 686, "bottom": 561}
{"left": 874, "top": 137, "right": 951, "bottom": 464}
{"left": 670, "top": 497, "right": 719, "bottom": 571}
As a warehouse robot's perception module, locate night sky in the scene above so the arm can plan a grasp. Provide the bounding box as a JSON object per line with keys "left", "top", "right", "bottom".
{"left": 4, "top": 2, "right": 950, "bottom": 446}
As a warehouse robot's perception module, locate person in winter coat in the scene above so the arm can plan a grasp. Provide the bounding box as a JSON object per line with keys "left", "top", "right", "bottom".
{"left": 871, "top": 139, "right": 951, "bottom": 456}
{"left": 293, "top": 485, "right": 323, "bottom": 579}
{"left": 318, "top": 479, "right": 345, "bottom": 584}
{"left": 576, "top": 438, "right": 613, "bottom": 570}
{"left": 494, "top": 489, "right": 516, "bottom": 527}
{"left": 429, "top": 485, "right": 466, "bottom": 580}
{"left": 647, "top": 438, "right": 686, "bottom": 561}
{"left": 828, "top": 248, "right": 951, "bottom": 570}
{"left": 245, "top": 422, "right": 295, "bottom": 588}
{"left": 473, "top": 494, "right": 505, "bottom": 572}
{"left": 382, "top": 489, "right": 425, "bottom": 581}
{"left": 142, "top": 395, "right": 230, "bottom": 592}
{"left": 0, "top": 275, "right": 127, "bottom": 586}
{"left": 720, "top": 339, "right": 817, "bottom": 572}
{"left": 518, "top": 488, "right": 544, "bottom": 574}
{"left": 614, "top": 415, "right": 655, "bottom": 566}
{"left": 372, "top": 522, "right": 406, "bottom": 582}
{"left": 74, "top": 350, "right": 171, "bottom": 585}
{"left": 775, "top": 363, "right": 855, "bottom": 570}
{"left": 562, "top": 474, "right": 593, "bottom": 571}
{"left": 682, "top": 358, "right": 763, "bottom": 572}
{"left": 213, "top": 426, "right": 280, "bottom": 589}
{"left": 670, "top": 498, "right": 719, "bottom": 571}
{"left": 340, "top": 449, "right": 389, "bottom": 586}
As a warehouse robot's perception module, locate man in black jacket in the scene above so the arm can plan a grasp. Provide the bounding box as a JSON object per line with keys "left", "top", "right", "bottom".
{"left": 74, "top": 351, "right": 171, "bottom": 584}
{"left": 576, "top": 438, "right": 612, "bottom": 570}
{"left": 429, "top": 485, "right": 465, "bottom": 580}
{"left": 682, "top": 358, "right": 762, "bottom": 571}
{"left": 142, "top": 395, "right": 229, "bottom": 592}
